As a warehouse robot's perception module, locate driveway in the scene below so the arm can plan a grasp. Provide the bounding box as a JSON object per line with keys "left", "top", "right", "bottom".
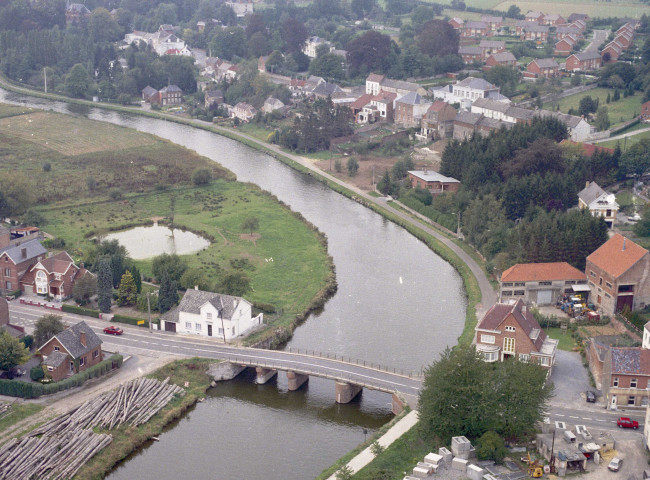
{"left": 550, "top": 350, "right": 598, "bottom": 409}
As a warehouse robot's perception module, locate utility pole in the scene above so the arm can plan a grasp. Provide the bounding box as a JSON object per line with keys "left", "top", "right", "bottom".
{"left": 147, "top": 292, "right": 152, "bottom": 332}
{"left": 44, "top": 67, "right": 47, "bottom": 93}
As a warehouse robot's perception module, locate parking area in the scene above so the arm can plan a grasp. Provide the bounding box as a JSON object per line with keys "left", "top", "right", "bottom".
{"left": 550, "top": 349, "right": 596, "bottom": 409}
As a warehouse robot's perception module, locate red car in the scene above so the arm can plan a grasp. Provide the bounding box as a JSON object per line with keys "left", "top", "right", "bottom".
{"left": 103, "top": 325, "right": 123, "bottom": 335}
{"left": 617, "top": 417, "right": 639, "bottom": 429}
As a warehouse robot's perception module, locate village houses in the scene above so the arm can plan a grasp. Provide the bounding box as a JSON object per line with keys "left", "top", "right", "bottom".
{"left": 578, "top": 181, "right": 619, "bottom": 228}
{"left": 407, "top": 171, "right": 460, "bottom": 196}
{"left": 40, "top": 321, "right": 103, "bottom": 382}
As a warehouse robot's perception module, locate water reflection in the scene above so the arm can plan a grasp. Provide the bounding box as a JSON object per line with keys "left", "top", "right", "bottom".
{"left": 104, "top": 225, "right": 210, "bottom": 259}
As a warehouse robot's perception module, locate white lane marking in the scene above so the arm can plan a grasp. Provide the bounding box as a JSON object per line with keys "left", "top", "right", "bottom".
{"left": 556, "top": 414, "right": 565, "bottom": 417}
{"left": 569, "top": 416, "right": 579, "bottom": 419}
{"left": 582, "top": 417, "right": 592, "bottom": 420}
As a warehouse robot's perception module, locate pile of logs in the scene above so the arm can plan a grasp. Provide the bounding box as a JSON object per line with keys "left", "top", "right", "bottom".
{"left": 0, "top": 402, "right": 9, "bottom": 420}
{"left": 0, "top": 377, "right": 184, "bottom": 480}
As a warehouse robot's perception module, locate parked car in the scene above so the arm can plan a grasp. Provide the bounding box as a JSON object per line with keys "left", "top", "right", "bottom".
{"left": 617, "top": 417, "right": 639, "bottom": 429}
{"left": 585, "top": 391, "right": 596, "bottom": 403}
{"left": 103, "top": 325, "right": 123, "bottom": 335}
{"left": 608, "top": 457, "right": 623, "bottom": 472}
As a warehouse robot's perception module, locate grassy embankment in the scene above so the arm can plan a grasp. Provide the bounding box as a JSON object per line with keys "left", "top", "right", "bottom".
{"left": 544, "top": 87, "right": 643, "bottom": 130}
{"left": 74, "top": 358, "right": 213, "bottom": 480}
{"left": 0, "top": 404, "right": 45, "bottom": 433}
{"left": 0, "top": 106, "right": 335, "bottom": 346}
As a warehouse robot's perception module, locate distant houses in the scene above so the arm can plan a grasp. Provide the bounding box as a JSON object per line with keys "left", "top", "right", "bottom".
{"left": 141, "top": 85, "right": 183, "bottom": 106}
{"left": 578, "top": 182, "right": 619, "bottom": 228}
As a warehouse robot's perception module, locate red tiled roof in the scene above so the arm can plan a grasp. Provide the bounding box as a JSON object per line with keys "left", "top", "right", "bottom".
{"left": 350, "top": 94, "right": 373, "bottom": 110}
{"left": 587, "top": 233, "right": 648, "bottom": 278}
{"left": 560, "top": 140, "right": 614, "bottom": 157}
{"left": 501, "top": 262, "right": 586, "bottom": 283}
{"left": 38, "top": 251, "right": 75, "bottom": 275}
{"left": 477, "top": 299, "right": 547, "bottom": 350}
{"left": 373, "top": 90, "right": 396, "bottom": 102}
{"left": 367, "top": 73, "right": 385, "bottom": 83}
{"left": 428, "top": 100, "right": 450, "bottom": 113}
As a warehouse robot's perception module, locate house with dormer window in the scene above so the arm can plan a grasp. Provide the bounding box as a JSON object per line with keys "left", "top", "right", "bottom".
{"left": 474, "top": 299, "right": 558, "bottom": 372}
{"left": 20, "top": 251, "right": 93, "bottom": 301}
{"left": 40, "top": 321, "right": 103, "bottom": 381}
{"left": 161, "top": 287, "right": 263, "bottom": 340}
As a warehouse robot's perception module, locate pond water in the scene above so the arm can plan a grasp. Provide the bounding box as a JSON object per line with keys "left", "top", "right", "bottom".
{"left": 104, "top": 224, "right": 210, "bottom": 259}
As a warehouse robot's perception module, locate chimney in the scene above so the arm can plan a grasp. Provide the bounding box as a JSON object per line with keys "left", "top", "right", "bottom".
{"left": 623, "top": 237, "right": 626, "bottom": 251}
{"left": 80, "top": 331, "right": 87, "bottom": 347}
{"left": 195, "top": 285, "right": 199, "bottom": 290}
{"left": 21, "top": 247, "right": 27, "bottom": 259}
{"left": 585, "top": 181, "right": 590, "bottom": 189}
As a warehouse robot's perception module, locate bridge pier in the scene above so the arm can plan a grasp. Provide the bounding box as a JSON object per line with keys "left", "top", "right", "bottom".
{"left": 392, "top": 393, "right": 406, "bottom": 415}
{"left": 287, "top": 371, "right": 309, "bottom": 391}
{"left": 335, "top": 381, "right": 362, "bottom": 404}
{"left": 255, "top": 367, "right": 277, "bottom": 384}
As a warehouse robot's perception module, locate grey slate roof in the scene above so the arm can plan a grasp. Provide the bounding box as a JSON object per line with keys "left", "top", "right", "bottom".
{"left": 479, "top": 40, "right": 505, "bottom": 49}
{"left": 44, "top": 351, "right": 69, "bottom": 368}
{"left": 0, "top": 239, "right": 46, "bottom": 264}
{"left": 455, "top": 111, "right": 482, "bottom": 126}
{"left": 610, "top": 347, "right": 650, "bottom": 375}
{"left": 160, "top": 84, "right": 182, "bottom": 93}
{"left": 578, "top": 182, "right": 607, "bottom": 205}
{"left": 381, "top": 78, "right": 419, "bottom": 93}
{"left": 533, "top": 58, "right": 559, "bottom": 68}
{"left": 473, "top": 97, "right": 510, "bottom": 113}
{"left": 490, "top": 52, "right": 516, "bottom": 63}
{"left": 51, "top": 321, "right": 102, "bottom": 359}
{"left": 161, "top": 288, "right": 249, "bottom": 324}
{"left": 524, "top": 24, "right": 549, "bottom": 33}
{"left": 457, "top": 77, "right": 498, "bottom": 91}
{"left": 574, "top": 51, "right": 601, "bottom": 61}
{"left": 311, "top": 82, "right": 344, "bottom": 97}
{"left": 142, "top": 86, "right": 157, "bottom": 96}
{"left": 459, "top": 46, "right": 483, "bottom": 55}
{"left": 396, "top": 92, "right": 424, "bottom": 105}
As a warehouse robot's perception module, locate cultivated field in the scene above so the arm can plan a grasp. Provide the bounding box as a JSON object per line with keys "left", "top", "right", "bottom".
{"left": 544, "top": 87, "right": 644, "bottom": 129}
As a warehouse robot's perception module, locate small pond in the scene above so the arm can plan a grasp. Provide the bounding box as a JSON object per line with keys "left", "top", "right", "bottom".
{"left": 104, "top": 224, "right": 210, "bottom": 260}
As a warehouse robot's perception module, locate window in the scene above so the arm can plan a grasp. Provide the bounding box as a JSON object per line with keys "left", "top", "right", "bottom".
{"left": 80, "top": 356, "right": 86, "bottom": 366}
{"left": 55, "top": 273, "right": 61, "bottom": 280}
{"left": 628, "top": 396, "right": 636, "bottom": 406}
{"left": 599, "top": 277, "right": 602, "bottom": 286}
{"left": 589, "top": 281, "right": 595, "bottom": 287}
{"left": 3, "top": 268, "right": 8, "bottom": 276}
{"left": 606, "top": 282, "right": 612, "bottom": 289}
{"left": 218, "top": 327, "right": 224, "bottom": 334}
{"left": 519, "top": 353, "right": 530, "bottom": 362}
{"left": 502, "top": 282, "right": 513, "bottom": 287}
{"left": 539, "top": 357, "right": 550, "bottom": 366}
{"left": 539, "top": 281, "right": 552, "bottom": 286}
{"left": 93, "top": 349, "right": 99, "bottom": 359}
{"left": 481, "top": 334, "right": 495, "bottom": 344}
{"left": 206, "top": 312, "right": 212, "bottom": 320}
{"left": 505, "top": 326, "right": 516, "bottom": 332}
{"left": 514, "top": 282, "right": 525, "bottom": 287}
{"left": 605, "top": 293, "right": 611, "bottom": 299}
{"left": 619, "top": 285, "right": 634, "bottom": 293}
{"left": 631, "top": 378, "right": 637, "bottom": 388}
{"left": 502, "top": 290, "right": 513, "bottom": 296}
{"left": 47, "top": 366, "right": 54, "bottom": 372}
{"left": 185, "top": 322, "right": 192, "bottom": 329}
{"left": 54, "top": 346, "right": 60, "bottom": 352}
{"left": 590, "top": 271, "right": 596, "bottom": 278}
{"left": 483, "top": 351, "right": 497, "bottom": 362}
{"left": 613, "top": 377, "right": 619, "bottom": 387}
{"left": 514, "top": 290, "right": 525, "bottom": 296}
{"left": 5, "top": 281, "right": 11, "bottom": 290}
{"left": 195, "top": 323, "right": 201, "bottom": 331}
{"left": 565, "top": 280, "right": 576, "bottom": 285}
{"left": 503, "top": 337, "right": 515, "bottom": 353}
{"left": 643, "top": 397, "right": 649, "bottom": 407}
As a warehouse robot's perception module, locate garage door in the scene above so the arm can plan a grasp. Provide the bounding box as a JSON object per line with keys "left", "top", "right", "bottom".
{"left": 164, "top": 321, "right": 177, "bottom": 333}
{"left": 537, "top": 290, "right": 553, "bottom": 305}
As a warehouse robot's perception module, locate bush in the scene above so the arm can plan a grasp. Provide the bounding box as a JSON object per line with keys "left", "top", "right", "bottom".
{"left": 42, "top": 237, "right": 66, "bottom": 249}
{"left": 112, "top": 313, "right": 148, "bottom": 327}
{"left": 109, "top": 189, "right": 123, "bottom": 200}
{"left": 476, "top": 431, "right": 507, "bottom": 463}
{"left": 42, "top": 163, "right": 51, "bottom": 172}
{"left": 21, "top": 335, "right": 33, "bottom": 350}
{"left": 192, "top": 168, "right": 213, "bottom": 186}
{"left": 62, "top": 304, "right": 100, "bottom": 318}
{"left": 30, "top": 366, "right": 44, "bottom": 381}
{"left": 253, "top": 302, "right": 276, "bottom": 313}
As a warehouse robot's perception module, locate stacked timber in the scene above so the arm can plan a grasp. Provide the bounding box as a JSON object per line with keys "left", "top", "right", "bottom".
{"left": 0, "top": 377, "right": 184, "bottom": 480}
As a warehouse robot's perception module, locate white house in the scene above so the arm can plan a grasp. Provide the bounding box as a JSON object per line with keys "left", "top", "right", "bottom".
{"left": 578, "top": 181, "right": 619, "bottom": 228}
{"left": 432, "top": 77, "right": 508, "bottom": 110}
{"left": 303, "top": 36, "right": 332, "bottom": 58}
{"left": 161, "top": 288, "right": 263, "bottom": 341}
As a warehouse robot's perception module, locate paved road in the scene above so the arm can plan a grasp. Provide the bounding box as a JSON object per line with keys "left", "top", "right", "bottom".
{"left": 593, "top": 126, "right": 650, "bottom": 144}
{"left": 10, "top": 304, "right": 423, "bottom": 398}
{"left": 585, "top": 30, "right": 609, "bottom": 52}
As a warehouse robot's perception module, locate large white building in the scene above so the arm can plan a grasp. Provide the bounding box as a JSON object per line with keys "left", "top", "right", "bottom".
{"left": 432, "top": 77, "right": 508, "bottom": 110}
{"left": 161, "top": 288, "right": 263, "bottom": 341}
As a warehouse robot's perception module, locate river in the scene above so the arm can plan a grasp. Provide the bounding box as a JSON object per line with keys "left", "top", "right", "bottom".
{"left": 0, "top": 90, "right": 467, "bottom": 479}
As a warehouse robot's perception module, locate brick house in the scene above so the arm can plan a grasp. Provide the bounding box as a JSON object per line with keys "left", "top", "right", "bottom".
{"left": 462, "top": 21, "right": 488, "bottom": 37}
{"left": 420, "top": 101, "right": 457, "bottom": 140}
{"left": 141, "top": 86, "right": 158, "bottom": 103}
{"left": 525, "top": 11, "right": 545, "bottom": 23}
{"left": 0, "top": 239, "right": 47, "bottom": 295}
{"left": 480, "top": 16, "right": 503, "bottom": 32}
{"left": 394, "top": 92, "right": 431, "bottom": 127}
{"left": 479, "top": 40, "right": 506, "bottom": 58}
{"left": 20, "top": 251, "right": 93, "bottom": 301}
{"left": 40, "top": 321, "right": 103, "bottom": 382}
{"left": 525, "top": 58, "right": 559, "bottom": 78}
{"left": 458, "top": 46, "right": 484, "bottom": 64}
{"left": 65, "top": 3, "right": 90, "bottom": 25}
{"left": 555, "top": 26, "right": 581, "bottom": 40}
{"left": 543, "top": 13, "right": 565, "bottom": 25}
{"left": 159, "top": 85, "right": 182, "bottom": 105}
{"left": 601, "top": 41, "right": 623, "bottom": 64}
{"left": 500, "top": 262, "right": 588, "bottom": 306}
{"left": 641, "top": 100, "right": 650, "bottom": 121}
{"left": 602, "top": 347, "right": 650, "bottom": 410}
{"left": 522, "top": 25, "right": 549, "bottom": 43}
{"left": 407, "top": 170, "right": 460, "bottom": 195}
{"left": 453, "top": 111, "right": 511, "bottom": 140}
{"left": 554, "top": 37, "right": 576, "bottom": 56}
{"left": 566, "top": 51, "right": 602, "bottom": 71}
{"left": 484, "top": 52, "right": 516, "bottom": 69}
{"left": 474, "top": 299, "right": 558, "bottom": 372}
{"left": 585, "top": 234, "right": 650, "bottom": 316}
{"left": 568, "top": 13, "right": 588, "bottom": 23}
{"left": 448, "top": 17, "right": 464, "bottom": 30}
{"left": 578, "top": 181, "right": 618, "bottom": 227}
{"left": 204, "top": 89, "right": 224, "bottom": 109}
{"left": 615, "top": 31, "right": 633, "bottom": 49}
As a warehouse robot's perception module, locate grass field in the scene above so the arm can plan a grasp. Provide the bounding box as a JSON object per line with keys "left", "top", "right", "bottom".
{"left": 0, "top": 404, "right": 44, "bottom": 434}
{"left": 430, "top": 0, "right": 648, "bottom": 17}
{"left": 544, "top": 87, "right": 643, "bottom": 129}
{"left": 0, "top": 104, "right": 333, "bottom": 334}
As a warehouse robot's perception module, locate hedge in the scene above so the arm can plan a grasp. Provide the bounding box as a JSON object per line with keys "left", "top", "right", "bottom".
{"left": 62, "top": 304, "right": 101, "bottom": 318}
{"left": 113, "top": 313, "right": 149, "bottom": 327}
{"left": 0, "top": 354, "right": 123, "bottom": 398}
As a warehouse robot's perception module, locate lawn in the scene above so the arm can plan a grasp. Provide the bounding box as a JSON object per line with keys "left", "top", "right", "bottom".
{"left": 0, "top": 404, "right": 44, "bottom": 434}
{"left": 543, "top": 327, "right": 576, "bottom": 351}
{"left": 544, "top": 88, "right": 643, "bottom": 129}
{"left": 430, "top": 0, "right": 647, "bottom": 16}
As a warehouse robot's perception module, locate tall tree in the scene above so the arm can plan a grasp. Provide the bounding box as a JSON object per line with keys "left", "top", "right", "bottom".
{"left": 158, "top": 270, "right": 179, "bottom": 313}
{"left": 72, "top": 273, "right": 97, "bottom": 306}
{"left": 65, "top": 63, "right": 91, "bottom": 98}
{"left": 116, "top": 271, "right": 137, "bottom": 306}
{"left": 345, "top": 31, "right": 394, "bottom": 77}
{"left": 416, "top": 20, "right": 459, "bottom": 58}
{"left": 0, "top": 330, "right": 30, "bottom": 372}
{"left": 97, "top": 256, "right": 113, "bottom": 313}
{"left": 33, "top": 314, "right": 65, "bottom": 349}
{"left": 281, "top": 17, "right": 309, "bottom": 54}
{"left": 242, "top": 217, "right": 260, "bottom": 236}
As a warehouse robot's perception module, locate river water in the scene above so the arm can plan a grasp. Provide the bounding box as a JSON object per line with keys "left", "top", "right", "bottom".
{"left": 0, "top": 91, "right": 466, "bottom": 479}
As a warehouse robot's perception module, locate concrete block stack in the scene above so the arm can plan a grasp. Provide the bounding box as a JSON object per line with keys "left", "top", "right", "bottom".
{"left": 466, "top": 463, "right": 484, "bottom": 480}
{"left": 452, "top": 457, "right": 468, "bottom": 472}
{"left": 424, "top": 452, "right": 443, "bottom": 467}
{"left": 438, "top": 446, "right": 452, "bottom": 463}
{"left": 451, "top": 435, "right": 475, "bottom": 460}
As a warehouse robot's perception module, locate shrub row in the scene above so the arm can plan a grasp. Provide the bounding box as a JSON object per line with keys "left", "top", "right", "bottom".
{"left": 113, "top": 313, "right": 149, "bottom": 327}
{"left": 0, "top": 354, "right": 123, "bottom": 398}
{"left": 398, "top": 197, "right": 457, "bottom": 233}
{"left": 62, "top": 304, "right": 100, "bottom": 318}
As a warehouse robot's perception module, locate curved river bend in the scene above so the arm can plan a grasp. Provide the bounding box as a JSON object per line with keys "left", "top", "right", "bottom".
{"left": 0, "top": 90, "right": 466, "bottom": 480}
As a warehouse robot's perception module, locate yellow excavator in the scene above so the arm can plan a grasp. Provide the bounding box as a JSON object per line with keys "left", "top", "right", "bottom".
{"left": 524, "top": 453, "right": 544, "bottom": 478}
